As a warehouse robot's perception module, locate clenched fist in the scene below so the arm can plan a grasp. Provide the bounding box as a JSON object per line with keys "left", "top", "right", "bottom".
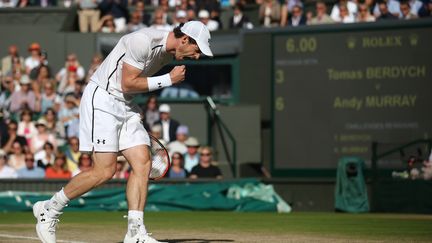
{"left": 169, "top": 65, "right": 186, "bottom": 84}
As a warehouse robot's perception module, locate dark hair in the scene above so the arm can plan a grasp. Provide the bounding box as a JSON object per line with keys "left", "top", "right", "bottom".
{"left": 78, "top": 153, "right": 93, "bottom": 167}
{"left": 173, "top": 23, "right": 197, "bottom": 45}
{"left": 43, "top": 142, "right": 54, "bottom": 150}
{"left": 233, "top": 2, "right": 244, "bottom": 11}
{"left": 171, "top": 152, "right": 185, "bottom": 167}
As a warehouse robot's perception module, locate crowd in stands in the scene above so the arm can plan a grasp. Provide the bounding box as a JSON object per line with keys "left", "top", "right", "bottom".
{"left": 0, "top": 0, "right": 430, "bottom": 32}
{"left": 0, "top": 42, "right": 222, "bottom": 180}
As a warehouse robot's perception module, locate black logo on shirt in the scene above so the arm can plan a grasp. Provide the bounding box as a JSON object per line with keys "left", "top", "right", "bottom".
{"left": 97, "top": 139, "right": 106, "bottom": 144}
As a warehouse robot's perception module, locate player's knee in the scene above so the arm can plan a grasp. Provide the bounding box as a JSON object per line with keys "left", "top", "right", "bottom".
{"left": 131, "top": 159, "right": 151, "bottom": 176}
{"left": 102, "top": 165, "right": 117, "bottom": 181}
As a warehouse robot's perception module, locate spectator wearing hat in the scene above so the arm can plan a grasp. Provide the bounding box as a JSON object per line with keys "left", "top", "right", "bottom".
{"left": 24, "top": 43, "right": 42, "bottom": 74}
{"left": 30, "top": 118, "right": 57, "bottom": 154}
{"left": 1, "top": 120, "right": 27, "bottom": 152}
{"left": 45, "top": 152, "right": 71, "bottom": 179}
{"left": 9, "top": 75, "right": 39, "bottom": 113}
{"left": 190, "top": 146, "right": 222, "bottom": 179}
{"left": 173, "top": 9, "right": 188, "bottom": 26}
{"left": 198, "top": 9, "right": 219, "bottom": 31}
{"left": 2, "top": 45, "right": 24, "bottom": 76}
{"left": 155, "top": 104, "right": 180, "bottom": 143}
{"left": 150, "top": 124, "right": 166, "bottom": 143}
{"left": 167, "top": 125, "right": 189, "bottom": 155}
{"left": 0, "top": 149, "right": 17, "bottom": 179}
{"left": 183, "top": 136, "right": 200, "bottom": 172}
{"left": 17, "top": 152, "right": 45, "bottom": 179}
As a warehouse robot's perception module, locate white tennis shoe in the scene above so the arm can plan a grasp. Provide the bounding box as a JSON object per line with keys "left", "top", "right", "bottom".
{"left": 124, "top": 232, "right": 166, "bottom": 243}
{"left": 33, "top": 200, "right": 61, "bottom": 243}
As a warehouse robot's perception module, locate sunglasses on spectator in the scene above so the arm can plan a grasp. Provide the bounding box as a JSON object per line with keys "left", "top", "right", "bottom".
{"left": 200, "top": 153, "right": 211, "bottom": 156}
{"left": 25, "top": 158, "right": 34, "bottom": 161}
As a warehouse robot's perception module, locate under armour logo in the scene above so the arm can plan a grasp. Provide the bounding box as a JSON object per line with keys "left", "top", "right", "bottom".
{"left": 41, "top": 218, "right": 45, "bottom": 222}
{"left": 157, "top": 82, "right": 162, "bottom": 88}
{"left": 97, "top": 139, "right": 106, "bottom": 144}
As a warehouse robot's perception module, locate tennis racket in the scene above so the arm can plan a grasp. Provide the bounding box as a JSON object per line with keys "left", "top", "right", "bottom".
{"left": 148, "top": 134, "right": 171, "bottom": 180}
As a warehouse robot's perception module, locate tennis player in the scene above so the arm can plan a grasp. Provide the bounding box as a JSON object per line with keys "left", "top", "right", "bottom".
{"left": 33, "top": 21, "right": 213, "bottom": 243}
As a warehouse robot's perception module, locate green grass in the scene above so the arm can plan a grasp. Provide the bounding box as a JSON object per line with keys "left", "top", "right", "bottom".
{"left": 1, "top": 211, "right": 432, "bottom": 241}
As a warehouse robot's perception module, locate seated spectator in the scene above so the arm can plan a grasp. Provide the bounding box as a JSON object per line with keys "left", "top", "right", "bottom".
{"left": 17, "top": 152, "right": 45, "bottom": 179}
{"left": 154, "top": 104, "right": 180, "bottom": 143}
{"left": 168, "top": 152, "right": 188, "bottom": 178}
{"left": 9, "top": 75, "right": 39, "bottom": 113}
{"left": 31, "top": 65, "right": 53, "bottom": 95}
{"left": 186, "top": 8, "right": 196, "bottom": 21}
{"left": 198, "top": 9, "right": 219, "bottom": 31}
{"left": 99, "top": 0, "right": 129, "bottom": 32}
{"left": 72, "top": 153, "right": 93, "bottom": 177}
{"left": 127, "top": 11, "right": 147, "bottom": 33}
{"left": 0, "top": 0, "right": 18, "bottom": 8}
{"left": 308, "top": 1, "right": 334, "bottom": 25}
{"left": 58, "top": 94, "right": 80, "bottom": 138}
{"left": 1, "top": 120, "right": 27, "bottom": 153}
{"left": 40, "top": 81, "right": 62, "bottom": 114}
{"left": 335, "top": 4, "right": 355, "bottom": 23}
{"left": 173, "top": 9, "right": 188, "bottom": 27}
{"left": 0, "top": 149, "right": 17, "bottom": 179}
{"left": 98, "top": 14, "right": 117, "bottom": 33}
{"left": 8, "top": 141, "right": 26, "bottom": 171}
{"left": 85, "top": 53, "right": 103, "bottom": 83}
{"left": 29, "top": 50, "right": 51, "bottom": 82}
{"left": 0, "top": 76, "right": 16, "bottom": 116}
{"left": 17, "top": 109, "right": 37, "bottom": 146}
{"left": 57, "top": 53, "right": 86, "bottom": 94}
{"left": 45, "top": 152, "right": 71, "bottom": 179}
{"left": 167, "top": 125, "right": 189, "bottom": 155}
{"left": 24, "top": 43, "right": 42, "bottom": 74}
{"left": 150, "top": 124, "right": 166, "bottom": 144}
{"left": 331, "top": 0, "right": 358, "bottom": 22}
{"left": 160, "top": 82, "right": 199, "bottom": 98}
{"left": 2, "top": 45, "right": 24, "bottom": 76}
{"left": 260, "top": 0, "right": 281, "bottom": 28}
{"left": 418, "top": 0, "right": 431, "bottom": 17}
{"left": 150, "top": 7, "right": 174, "bottom": 31}
{"left": 408, "top": 0, "right": 423, "bottom": 15}
{"left": 64, "top": 136, "right": 81, "bottom": 173}
{"left": 190, "top": 146, "right": 222, "bottom": 179}
{"left": 400, "top": 1, "right": 418, "bottom": 19}
{"left": 377, "top": 1, "right": 398, "bottom": 20}
{"left": 356, "top": 3, "right": 376, "bottom": 22}
{"left": 143, "top": 95, "right": 159, "bottom": 128}
{"left": 134, "top": 0, "right": 152, "bottom": 26}
{"left": 30, "top": 118, "right": 57, "bottom": 154}
{"left": 284, "top": 5, "right": 307, "bottom": 26}
{"left": 112, "top": 156, "right": 129, "bottom": 179}
{"left": 34, "top": 142, "right": 55, "bottom": 169}
{"left": 229, "top": 3, "right": 253, "bottom": 29}
{"left": 373, "top": 0, "right": 401, "bottom": 17}
{"left": 77, "top": 0, "right": 101, "bottom": 33}
{"left": 183, "top": 136, "right": 200, "bottom": 173}
{"left": 44, "top": 108, "right": 66, "bottom": 144}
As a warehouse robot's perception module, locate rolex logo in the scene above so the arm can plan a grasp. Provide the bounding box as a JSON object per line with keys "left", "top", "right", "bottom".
{"left": 97, "top": 139, "right": 106, "bottom": 144}
{"left": 347, "top": 37, "right": 356, "bottom": 49}
{"left": 409, "top": 34, "right": 418, "bottom": 46}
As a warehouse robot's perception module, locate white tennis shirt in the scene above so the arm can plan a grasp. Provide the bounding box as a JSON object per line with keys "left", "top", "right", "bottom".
{"left": 90, "top": 28, "right": 173, "bottom": 102}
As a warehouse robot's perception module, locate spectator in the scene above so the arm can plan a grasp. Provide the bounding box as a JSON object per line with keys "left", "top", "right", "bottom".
{"left": 408, "top": 0, "right": 423, "bottom": 15}
{"left": 0, "top": 113, "right": 7, "bottom": 147}
{"left": 150, "top": 124, "right": 165, "bottom": 143}
{"left": 400, "top": 1, "right": 418, "bottom": 19}
{"left": 173, "top": 9, "right": 188, "bottom": 26}
{"left": 197, "top": 9, "right": 219, "bottom": 31}
{"left": 9, "top": 75, "right": 39, "bottom": 113}
{"left": 31, "top": 65, "right": 52, "bottom": 96}
{"left": 8, "top": 141, "right": 26, "bottom": 171}
{"left": 190, "top": 146, "right": 222, "bottom": 179}
{"left": 56, "top": 53, "right": 86, "bottom": 93}
{"left": 44, "top": 108, "right": 66, "bottom": 143}
{"left": 30, "top": 118, "right": 57, "bottom": 154}
{"left": 77, "top": 0, "right": 101, "bottom": 33}
{"left": 168, "top": 152, "right": 188, "bottom": 178}
{"left": 308, "top": 1, "right": 334, "bottom": 25}
{"left": 356, "top": 3, "right": 376, "bottom": 22}
{"left": 418, "top": 0, "right": 431, "bottom": 17}
{"left": 373, "top": 0, "right": 401, "bottom": 17}
{"left": 40, "top": 81, "right": 62, "bottom": 114}
{"left": 85, "top": 53, "right": 103, "bottom": 83}
{"left": 17, "top": 152, "right": 45, "bottom": 178}
{"left": 45, "top": 152, "right": 71, "bottom": 179}
{"left": 0, "top": 149, "right": 17, "bottom": 179}
{"left": 155, "top": 104, "right": 180, "bottom": 143}
{"left": 134, "top": 0, "right": 152, "bottom": 26}
{"left": 17, "top": 109, "right": 37, "bottom": 146}
{"left": 99, "top": 0, "right": 129, "bottom": 32}
{"left": 72, "top": 153, "right": 93, "bottom": 177}
{"left": 167, "top": 125, "right": 189, "bottom": 155}
{"left": 98, "top": 14, "right": 117, "bottom": 33}
{"left": 259, "top": 0, "right": 281, "bottom": 27}
{"left": 112, "top": 156, "right": 129, "bottom": 179}
{"left": 58, "top": 94, "right": 80, "bottom": 138}
{"left": 183, "top": 136, "right": 199, "bottom": 173}
{"left": 150, "top": 7, "right": 173, "bottom": 31}
{"left": 127, "top": 11, "right": 147, "bottom": 32}
{"left": 160, "top": 82, "right": 199, "bottom": 98}
{"left": 283, "top": 4, "right": 307, "bottom": 26}
{"left": 1, "top": 120, "right": 27, "bottom": 152}
{"left": 330, "top": 0, "right": 358, "bottom": 22}
{"left": 143, "top": 95, "right": 159, "bottom": 127}
{"left": 335, "top": 4, "right": 355, "bottom": 23}
{"left": 64, "top": 136, "right": 81, "bottom": 173}
{"left": 0, "top": 77, "right": 15, "bottom": 117}
{"left": 0, "top": 0, "right": 18, "bottom": 8}
{"left": 34, "top": 141, "right": 55, "bottom": 169}
{"left": 29, "top": 50, "right": 51, "bottom": 82}
{"left": 281, "top": 0, "right": 303, "bottom": 15}
{"left": 377, "top": 1, "right": 398, "bottom": 20}
{"left": 2, "top": 45, "right": 24, "bottom": 76}
{"left": 186, "top": 8, "right": 196, "bottom": 21}
{"left": 229, "top": 3, "right": 253, "bottom": 29}
{"left": 24, "top": 43, "right": 42, "bottom": 74}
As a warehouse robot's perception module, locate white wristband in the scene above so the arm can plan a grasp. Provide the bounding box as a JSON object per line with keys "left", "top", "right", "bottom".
{"left": 147, "top": 74, "right": 172, "bottom": 92}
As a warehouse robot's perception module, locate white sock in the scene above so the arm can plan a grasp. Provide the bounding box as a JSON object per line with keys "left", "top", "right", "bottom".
{"left": 127, "top": 210, "right": 146, "bottom": 236}
{"left": 45, "top": 188, "right": 70, "bottom": 218}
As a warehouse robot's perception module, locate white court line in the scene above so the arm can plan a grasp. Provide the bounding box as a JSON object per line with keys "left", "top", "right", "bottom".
{"left": 0, "top": 233, "right": 88, "bottom": 243}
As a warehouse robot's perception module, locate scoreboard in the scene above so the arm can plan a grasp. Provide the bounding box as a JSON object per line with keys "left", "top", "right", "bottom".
{"left": 272, "top": 22, "right": 432, "bottom": 171}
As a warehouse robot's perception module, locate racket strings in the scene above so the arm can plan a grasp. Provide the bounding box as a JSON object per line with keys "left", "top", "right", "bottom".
{"left": 149, "top": 141, "right": 170, "bottom": 179}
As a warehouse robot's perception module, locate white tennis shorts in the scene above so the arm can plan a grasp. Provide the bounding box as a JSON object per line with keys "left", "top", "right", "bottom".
{"left": 79, "top": 82, "right": 150, "bottom": 152}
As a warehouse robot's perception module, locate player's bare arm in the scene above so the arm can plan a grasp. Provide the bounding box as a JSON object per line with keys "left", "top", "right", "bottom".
{"left": 121, "top": 62, "right": 186, "bottom": 93}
